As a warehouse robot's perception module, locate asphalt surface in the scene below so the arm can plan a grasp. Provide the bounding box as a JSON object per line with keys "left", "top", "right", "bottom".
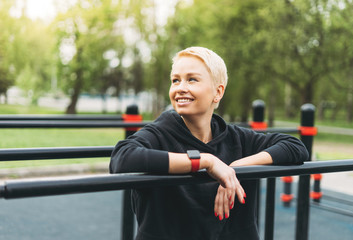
{"left": 0, "top": 178, "right": 352, "bottom": 240}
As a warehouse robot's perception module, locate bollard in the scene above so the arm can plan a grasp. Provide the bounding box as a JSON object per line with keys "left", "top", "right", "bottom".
{"left": 310, "top": 174, "right": 322, "bottom": 203}
{"left": 295, "top": 104, "right": 316, "bottom": 240}
{"left": 250, "top": 100, "right": 268, "bottom": 130}
{"left": 121, "top": 104, "right": 142, "bottom": 240}
{"left": 280, "top": 176, "right": 294, "bottom": 207}
{"left": 250, "top": 100, "right": 267, "bottom": 230}
{"left": 122, "top": 104, "right": 143, "bottom": 137}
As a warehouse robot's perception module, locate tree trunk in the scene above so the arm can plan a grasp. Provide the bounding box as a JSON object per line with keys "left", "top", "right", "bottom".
{"left": 301, "top": 80, "right": 314, "bottom": 105}
{"left": 268, "top": 82, "right": 276, "bottom": 128}
{"left": 347, "top": 82, "right": 353, "bottom": 123}
{"left": 66, "top": 67, "right": 83, "bottom": 114}
{"left": 66, "top": 81, "right": 81, "bottom": 114}
{"left": 66, "top": 47, "right": 84, "bottom": 114}
{"left": 347, "top": 60, "right": 353, "bottom": 123}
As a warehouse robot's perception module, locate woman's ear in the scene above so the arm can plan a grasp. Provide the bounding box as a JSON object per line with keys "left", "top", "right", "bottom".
{"left": 214, "top": 84, "right": 225, "bottom": 103}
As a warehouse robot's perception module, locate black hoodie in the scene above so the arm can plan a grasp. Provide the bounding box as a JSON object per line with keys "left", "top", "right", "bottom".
{"left": 110, "top": 110, "right": 308, "bottom": 240}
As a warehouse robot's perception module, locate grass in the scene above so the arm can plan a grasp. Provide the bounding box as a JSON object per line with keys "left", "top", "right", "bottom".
{"left": 0, "top": 104, "right": 63, "bottom": 114}
{"left": 0, "top": 128, "right": 124, "bottom": 169}
{"left": 0, "top": 104, "right": 130, "bottom": 170}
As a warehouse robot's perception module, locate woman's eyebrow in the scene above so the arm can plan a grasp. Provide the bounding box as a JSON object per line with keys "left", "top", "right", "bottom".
{"left": 187, "top": 72, "right": 202, "bottom": 77}
{"left": 170, "top": 72, "right": 202, "bottom": 78}
{"left": 170, "top": 73, "right": 180, "bottom": 78}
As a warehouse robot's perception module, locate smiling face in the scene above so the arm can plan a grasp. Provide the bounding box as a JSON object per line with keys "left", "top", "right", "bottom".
{"left": 169, "top": 56, "right": 223, "bottom": 119}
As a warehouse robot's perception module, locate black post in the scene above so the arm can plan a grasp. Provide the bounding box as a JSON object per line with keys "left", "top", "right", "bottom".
{"left": 311, "top": 174, "right": 322, "bottom": 203}
{"left": 121, "top": 104, "right": 141, "bottom": 240}
{"left": 264, "top": 178, "right": 276, "bottom": 240}
{"left": 252, "top": 99, "right": 266, "bottom": 123}
{"left": 295, "top": 104, "right": 316, "bottom": 240}
{"left": 251, "top": 100, "right": 267, "bottom": 230}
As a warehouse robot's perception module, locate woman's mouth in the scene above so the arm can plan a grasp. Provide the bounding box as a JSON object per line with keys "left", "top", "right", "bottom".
{"left": 176, "top": 98, "right": 193, "bottom": 103}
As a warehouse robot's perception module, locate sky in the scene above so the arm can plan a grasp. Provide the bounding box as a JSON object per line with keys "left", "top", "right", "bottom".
{"left": 22, "top": 0, "right": 178, "bottom": 25}
{"left": 12, "top": 0, "right": 58, "bottom": 20}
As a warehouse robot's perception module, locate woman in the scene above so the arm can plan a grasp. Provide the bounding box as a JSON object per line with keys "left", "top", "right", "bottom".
{"left": 110, "top": 46, "right": 308, "bottom": 240}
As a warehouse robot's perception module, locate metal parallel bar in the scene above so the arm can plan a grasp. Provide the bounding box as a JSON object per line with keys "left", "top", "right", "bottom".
{"left": 255, "top": 128, "right": 299, "bottom": 134}
{"left": 121, "top": 104, "right": 140, "bottom": 240}
{"left": 0, "top": 120, "right": 150, "bottom": 128}
{"left": 295, "top": 175, "right": 311, "bottom": 240}
{"left": 0, "top": 115, "right": 124, "bottom": 121}
{"left": 0, "top": 120, "right": 298, "bottom": 133}
{"left": 0, "top": 146, "right": 114, "bottom": 161}
{"left": 1, "top": 159, "right": 353, "bottom": 199}
{"left": 296, "top": 104, "right": 315, "bottom": 240}
{"left": 122, "top": 189, "right": 134, "bottom": 240}
{"left": 311, "top": 202, "right": 353, "bottom": 218}
{"left": 264, "top": 178, "right": 276, "bottom": 240}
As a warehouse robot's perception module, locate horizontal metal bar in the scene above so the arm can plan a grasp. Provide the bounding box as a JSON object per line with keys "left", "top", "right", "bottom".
{"left": 0, "top": 120, "right": 299, "bottom": 134}
{"left": 1, "top": 159, "right": 353, "bottom": 199}
{"left": 0, "top": 120, "right": 150, "bottom": 128}
{"left": 0, "top": 115, "right": 124, "bottom": 121}
{"left": 0, "top": 146, "right": 114, "bottom": 161}
{"left": 256, "top": 128, "right": 300, "bottom": 134}
{"left": 311, "top": 202, "right": 353, "bottom": 218}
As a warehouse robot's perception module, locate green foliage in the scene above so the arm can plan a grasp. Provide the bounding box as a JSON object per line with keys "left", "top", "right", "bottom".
{"left": 145, "top": 0, "right": 353, "bottom": 122}
{"left": 2, "top": 0, "right": 353, "bottom": 122}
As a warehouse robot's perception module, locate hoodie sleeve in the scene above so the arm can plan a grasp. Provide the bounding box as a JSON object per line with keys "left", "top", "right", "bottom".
{"left": 238, "top": 127, "right": 309, "bottom": 165}
{"left": 109, "top": 126, "right": 169, "bottom": 174}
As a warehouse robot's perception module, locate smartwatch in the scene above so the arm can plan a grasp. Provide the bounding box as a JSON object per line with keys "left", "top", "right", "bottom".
{"left": 187, "top": 150, "right": 201, "bottom": 172}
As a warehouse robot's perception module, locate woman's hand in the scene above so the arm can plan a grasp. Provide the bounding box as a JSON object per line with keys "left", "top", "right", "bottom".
{"left": 201, "top": 153, "right": 245, "bottom": 219}
{"left": 214, "top": 183, "right": 245, "bottom": 220}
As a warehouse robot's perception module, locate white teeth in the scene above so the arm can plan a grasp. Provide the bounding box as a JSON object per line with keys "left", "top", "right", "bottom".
{"left": 177, "top": 99, "right": 192, "bottom": 103}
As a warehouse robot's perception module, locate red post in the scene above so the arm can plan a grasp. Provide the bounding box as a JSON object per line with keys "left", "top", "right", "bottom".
{"left": 281, "top": 176, "right": 294, "bottom": 207}
{"left": 310, "top": 174, "right": 323, "bottom": 203}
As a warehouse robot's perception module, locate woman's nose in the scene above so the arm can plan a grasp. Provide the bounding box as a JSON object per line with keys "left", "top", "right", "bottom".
{"left": 176, "top": 80, "right": 188, "bottom": 92}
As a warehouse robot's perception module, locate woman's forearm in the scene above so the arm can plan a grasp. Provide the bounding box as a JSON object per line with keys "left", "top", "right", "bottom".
{"left": 230, "top": 151, "right": 273, "bottom": 167}
{"left": 168, "top": 152, "right": 213, "bottom": 173}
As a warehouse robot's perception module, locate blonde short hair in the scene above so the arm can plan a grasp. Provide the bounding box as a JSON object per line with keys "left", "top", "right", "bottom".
{"left": 172, "top": 46, "right": 228, "bottom": 89}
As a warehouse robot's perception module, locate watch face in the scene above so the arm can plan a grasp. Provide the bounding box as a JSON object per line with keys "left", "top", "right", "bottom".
{"left": 187, "top": 150, "right": 200, "bottom": 159}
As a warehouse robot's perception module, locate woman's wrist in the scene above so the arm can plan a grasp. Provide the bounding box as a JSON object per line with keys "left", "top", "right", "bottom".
{"left": 200, "top": 153, "right": 214, "bottom": 170}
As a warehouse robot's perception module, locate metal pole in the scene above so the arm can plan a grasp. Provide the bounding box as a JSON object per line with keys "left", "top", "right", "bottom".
{"left": 264, "top": 178, "right": 276, "bottom": 240}
{"left": 295, "top": 104, "right": 316, "bottom": 240}
{"left": 121, "top": 104, "right": 141, "bottom": 240}
{"left": 251, "top": 99, "right": 267, "bottom": 230}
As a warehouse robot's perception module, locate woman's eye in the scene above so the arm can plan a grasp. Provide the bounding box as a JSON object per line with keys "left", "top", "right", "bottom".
{"left": 172, "top": 79, "right": 179, "bottom": 84}
{"left": 189, "top": 78, "right": 197, "bottom": 82}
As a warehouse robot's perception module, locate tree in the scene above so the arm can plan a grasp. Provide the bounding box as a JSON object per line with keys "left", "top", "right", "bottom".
{"left": 54, "top": 0, "right": 126, "bottom": 113}
{"left": 0, "top": 1, "right": 18, "bottom": 101}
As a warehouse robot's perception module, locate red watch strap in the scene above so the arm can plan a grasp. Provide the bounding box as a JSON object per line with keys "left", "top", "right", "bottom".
{"left": 191, "top": 159, "right": 200, "bottom": 172}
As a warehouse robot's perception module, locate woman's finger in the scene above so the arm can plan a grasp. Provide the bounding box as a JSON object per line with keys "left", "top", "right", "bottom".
{"left": 215, "top": 187, "right": 225, "bottom": 220}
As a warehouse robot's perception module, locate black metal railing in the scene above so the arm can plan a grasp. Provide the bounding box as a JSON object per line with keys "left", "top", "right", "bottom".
{"left": 1, "top": 159, "right": 353, "bottom": 239}
{"left": 2, "top": 159, "right": 353, "bottom": 199}
{"left": 0, "top": 101, "right": 326, "bottom": 240}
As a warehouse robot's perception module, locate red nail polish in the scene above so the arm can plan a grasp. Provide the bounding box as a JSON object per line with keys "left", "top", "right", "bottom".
{"left": 242, "top": 199, "right": 246, "bottom": 204}
{"left": 225, "top": 213, "right": 229, "bottom": 219}
{"left": 215, "top": 212, "right": 218, "bottom": 217}
{"left": 244, "top": 192, "right": 247, "bottom": 198}
{"left": 230, "top": 202, "right": 234, "bottom": 209}
{"left": 219, "top": 215, "right": 223, "bottom": 221}
{"left": 229, "top": 196, "right": 232, "bottom": 201}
